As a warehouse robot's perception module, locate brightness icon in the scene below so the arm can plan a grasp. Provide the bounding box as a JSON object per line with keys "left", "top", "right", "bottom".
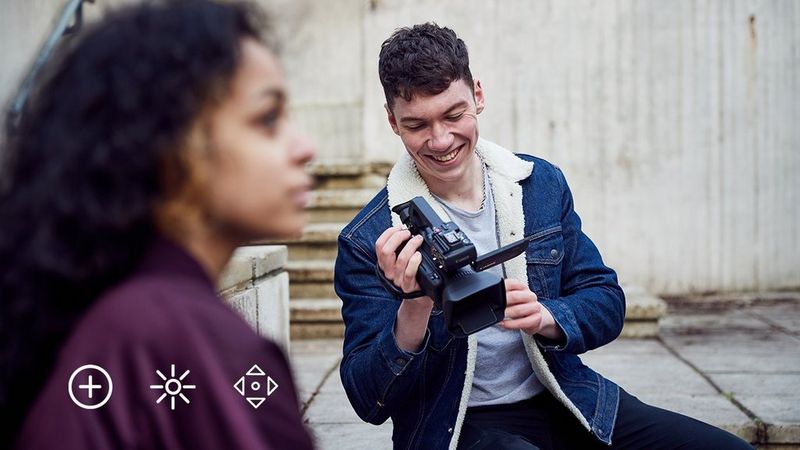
{"left": 150, "top": 364, "right": 196, "bottom": 410}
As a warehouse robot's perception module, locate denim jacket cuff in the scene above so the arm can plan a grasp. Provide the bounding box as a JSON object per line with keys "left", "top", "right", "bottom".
{"left": 535, "top": 300, "right": 576, "bottom": 351}
{"left": 378, "top": 317, "right": 430, "bottom": 376}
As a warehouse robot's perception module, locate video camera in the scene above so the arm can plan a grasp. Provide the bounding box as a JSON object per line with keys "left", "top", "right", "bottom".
{"left": 391, "top": 196, "right": 533, "bottom": 337}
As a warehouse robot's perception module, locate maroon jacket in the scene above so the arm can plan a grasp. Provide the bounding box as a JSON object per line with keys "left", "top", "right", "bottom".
{"left": 16, "top": 238, "right": 314, "bottom": 450}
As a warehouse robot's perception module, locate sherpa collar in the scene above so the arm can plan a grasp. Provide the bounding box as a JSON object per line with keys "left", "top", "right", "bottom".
{"left": 386, "top": 137, "right": 533, "bottom": 224}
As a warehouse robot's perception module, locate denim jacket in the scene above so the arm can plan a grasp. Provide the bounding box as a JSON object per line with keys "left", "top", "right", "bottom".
{"left": 334, "top": 139, "right": 626, "bottom": 449}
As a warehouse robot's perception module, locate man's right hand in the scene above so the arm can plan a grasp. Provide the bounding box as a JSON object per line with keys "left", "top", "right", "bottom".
{"left": 375, "top": 226, "right": 434, "bottom": 352}
{"left": 375, "top": 225, "right": 425, "bottom": 294}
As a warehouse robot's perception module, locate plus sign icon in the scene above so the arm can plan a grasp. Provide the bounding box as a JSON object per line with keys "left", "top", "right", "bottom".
{"left": 68, "top": 364, "right": 113, "bottom": 409}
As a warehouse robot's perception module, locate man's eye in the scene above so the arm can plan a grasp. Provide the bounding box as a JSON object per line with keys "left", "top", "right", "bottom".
{"left": 447, "top": 113, "right": 464, "bottom": 121}
{"left": 405, "top": 123, "right": 425, "bottom": 131}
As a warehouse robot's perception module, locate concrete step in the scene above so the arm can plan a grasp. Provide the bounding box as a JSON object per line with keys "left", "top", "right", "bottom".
{"left": 289, "top": 286, "right": 667, "bottom": 340}
{"left": 291, "top": 298, "right": 341, "bottom": 322}
{"left": 290, "top": 298, "right": 344, "bottom": 340}
{"left": 310, "top": 161, "right": 390, "bottom": 190}
{"left": 620, "top": 285, "right": 667, "bottom": 338}
{"left": 307, "top": 188, "right": 377, "bottom": 223}
{"left": 291, "top": 282, "right": 337, "bottom": 300}
{"left": 286, "top": 260, "right": 334, "bottom": 281}
{"left": 287, "top": 260, "right": 337, "bottom": 299}
{"left": 260, "top": 222, "right": 343, "bottom": 260}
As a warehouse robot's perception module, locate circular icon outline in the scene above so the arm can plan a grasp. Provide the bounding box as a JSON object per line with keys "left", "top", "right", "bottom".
{"left": 68, "top": 364, "right": 113, "bottom": 409}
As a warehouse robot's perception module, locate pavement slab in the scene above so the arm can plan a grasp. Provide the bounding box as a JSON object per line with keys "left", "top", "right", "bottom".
{"left": 289, "top": 299, "right": 800, "bottom": 449}
{"left": 309, "top": 423, "right": 393, "bottom": 450}
{"left": 583, "top": 339, "right": 759, "bottom": 442}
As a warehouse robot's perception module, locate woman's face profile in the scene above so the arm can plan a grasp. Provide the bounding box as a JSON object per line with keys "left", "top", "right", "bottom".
{"left": 196, "top": 38, "right": 316, "bottom": 241}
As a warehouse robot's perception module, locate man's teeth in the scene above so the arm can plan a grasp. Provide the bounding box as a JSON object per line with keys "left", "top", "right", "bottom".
{"left": 431, "top": 148, "right": 460, "bottom": 162}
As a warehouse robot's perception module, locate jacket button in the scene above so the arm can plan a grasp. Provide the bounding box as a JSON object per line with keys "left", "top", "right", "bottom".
{"left": 447, "top": 427, "right": 453, "bottom": 433}
{"left": 550, "top": 249, "right": 558, "bottom": 258}
{"left": 395, "top": 357, "right": 407, "bottom": 366}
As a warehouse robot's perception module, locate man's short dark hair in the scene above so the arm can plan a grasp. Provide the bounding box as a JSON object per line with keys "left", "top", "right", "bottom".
{"left": 378, "top": 23, "right": 474, "bottom": 111}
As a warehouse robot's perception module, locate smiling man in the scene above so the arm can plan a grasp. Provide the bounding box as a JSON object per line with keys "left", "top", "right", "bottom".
{"left": 334, "top": 23, "right": 752, "bottom": 450}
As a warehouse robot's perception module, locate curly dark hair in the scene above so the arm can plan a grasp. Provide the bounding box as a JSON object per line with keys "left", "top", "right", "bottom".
{"left": 0, "top": 0, "right": 268, "bottom": 441}
{"left": 378, "top": 22, "right": 474, "bottom": 111}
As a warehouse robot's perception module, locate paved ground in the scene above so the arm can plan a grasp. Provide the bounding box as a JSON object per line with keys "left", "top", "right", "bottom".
{"left": 290, "top": 299, "right": 800, "bottom": 449}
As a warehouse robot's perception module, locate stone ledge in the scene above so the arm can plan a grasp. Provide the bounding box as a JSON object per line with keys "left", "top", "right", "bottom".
{"left": 218, "top": 245, "right": 290, "bottom": 350}
{"left": 218, "top": 245, "right": 288, "bottom": 292}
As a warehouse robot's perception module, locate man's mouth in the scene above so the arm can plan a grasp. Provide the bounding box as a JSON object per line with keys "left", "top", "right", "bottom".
{"left": 428, "top": 145, "right": 462, "bottom": 163}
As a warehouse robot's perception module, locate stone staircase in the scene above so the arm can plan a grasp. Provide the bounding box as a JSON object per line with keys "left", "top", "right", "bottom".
{"left": 263, "top": 162, "right": 391, "bottom": 339}
{"left": 265, "top": 161, "right": 666, "bottom": 340}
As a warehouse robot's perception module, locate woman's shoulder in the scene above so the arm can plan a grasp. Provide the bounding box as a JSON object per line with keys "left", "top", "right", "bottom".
{"left": 64, "top": 268, "right": 258, "bottom": 361}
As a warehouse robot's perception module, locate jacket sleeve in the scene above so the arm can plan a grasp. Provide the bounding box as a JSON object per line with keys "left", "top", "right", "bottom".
{"left": 537, "top": 166, "right": 626, "bottom": 354}
{"left": 334, "top": 233, "right": 431, "bottom": 425}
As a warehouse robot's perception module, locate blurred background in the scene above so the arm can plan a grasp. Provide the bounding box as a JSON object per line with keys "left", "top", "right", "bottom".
{"left": 2, "top": 0, "right": 796, "bottom": 299}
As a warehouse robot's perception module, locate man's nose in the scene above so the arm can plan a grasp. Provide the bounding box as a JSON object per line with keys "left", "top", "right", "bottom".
{"left": 428, "top": 122, "right": 453, "bottom": 152}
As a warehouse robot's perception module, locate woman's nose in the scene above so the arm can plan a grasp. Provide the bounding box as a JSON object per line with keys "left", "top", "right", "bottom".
{"left": 287, "top": 125, "right": 316, "bottom": 165}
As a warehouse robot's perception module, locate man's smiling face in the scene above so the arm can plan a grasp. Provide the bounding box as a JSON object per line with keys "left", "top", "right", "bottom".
{"left": 387, "top": 79, "right": 484, "bottom": 188}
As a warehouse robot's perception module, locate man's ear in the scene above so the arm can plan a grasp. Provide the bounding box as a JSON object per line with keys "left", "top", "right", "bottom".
{"left": 385, "top": 103, "right": 400, "bottom": 135}
{"left": 474, "top": 79, "right": 485, "bottom": 115}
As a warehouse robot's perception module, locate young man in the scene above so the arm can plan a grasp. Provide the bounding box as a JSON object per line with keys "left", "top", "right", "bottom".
{"left": 334, "top": 23, "right": 752, "bottom": 450}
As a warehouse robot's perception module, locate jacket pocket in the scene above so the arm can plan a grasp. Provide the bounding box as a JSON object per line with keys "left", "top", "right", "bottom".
{"left": 525, "top": 225, "right": 564, "bottom": 299}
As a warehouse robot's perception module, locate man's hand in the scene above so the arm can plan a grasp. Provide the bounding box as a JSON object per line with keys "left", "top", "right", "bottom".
{"left": 375, "top": 226, "right": 434, "bottom": 352}
{"left": 375, "top": 225, "right": 425, "bottom": 294}
{"left": 498, "top": 278, "right": 564, "bottom": 341}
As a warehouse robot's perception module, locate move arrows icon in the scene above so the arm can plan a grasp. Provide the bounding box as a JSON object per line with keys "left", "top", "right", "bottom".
{"left": 234, "top": 364, "right": 278, "bottom": 409}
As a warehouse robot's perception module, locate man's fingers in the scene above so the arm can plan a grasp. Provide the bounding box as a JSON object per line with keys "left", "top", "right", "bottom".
{"left": 402, "top": 251, "right": 423, "bottom": 292}
{"left": 504, "top": 278, "right": 528, "bottom": 292}
{"left": 504, "top": 302, "right": 540, "bottom": 320}
{"left": 499, "top": 317, "right": 539, "bottom": 332}
{"left": 378, "top": 229, "right": 411, "bottom": 271}
{"left": 504, "top": 288, "right": 538, "bottom": 306}
{"left": 375, "top": 226, "right": 400, "bottom": 251}
{"left": 395, "top": 235, "right": 423, "bottom": 271}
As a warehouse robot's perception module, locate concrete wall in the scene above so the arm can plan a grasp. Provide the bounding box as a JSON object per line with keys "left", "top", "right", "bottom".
{"left": 219, "top": 246, "right": 291, "bottom": 351}
{"left": 0, "top": 0, "right": 67, "bottom": 108}
{"left": 2, "top": 0, "right": 798, "bottom": 295}
{"left": 275, "top": 0, "right": 800, "bottom": 296}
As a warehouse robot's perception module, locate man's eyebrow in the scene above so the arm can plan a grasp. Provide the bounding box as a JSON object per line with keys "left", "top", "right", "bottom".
{"left": 399, "top": 100, "right": 469, "bottom": 123}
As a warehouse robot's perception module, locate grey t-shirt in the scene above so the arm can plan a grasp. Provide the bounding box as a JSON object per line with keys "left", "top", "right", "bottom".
{"left": 432, "top": 165, "right": 545, "bottom": 407}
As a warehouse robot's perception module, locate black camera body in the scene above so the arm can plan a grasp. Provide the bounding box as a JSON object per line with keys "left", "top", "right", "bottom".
{"left": 392, "top": 196, "right": 532, "bottom": 337}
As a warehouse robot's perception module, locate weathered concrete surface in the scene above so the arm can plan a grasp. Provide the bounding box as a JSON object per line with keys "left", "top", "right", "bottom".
{"left": 290, "top": 299, "right": 800, "bottom": 449}
{"left": 620, "top": 284, "right": 667, "bottom": 338}
{"left": 220, "top": 245, "right": 291, "bottom": 350}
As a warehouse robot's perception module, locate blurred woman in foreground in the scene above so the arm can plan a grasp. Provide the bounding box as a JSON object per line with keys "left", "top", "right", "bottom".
{"left": 0, "top": 1, "right": 315, "bottom": 448}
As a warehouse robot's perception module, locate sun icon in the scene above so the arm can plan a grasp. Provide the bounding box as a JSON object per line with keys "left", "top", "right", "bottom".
{"left": 150, "top": 364, "right": 196, "bottom": 410}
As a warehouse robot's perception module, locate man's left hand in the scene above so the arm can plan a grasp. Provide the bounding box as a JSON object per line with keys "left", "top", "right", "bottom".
{"left": 498, "top": 278, "right": 565, "bottom": 341}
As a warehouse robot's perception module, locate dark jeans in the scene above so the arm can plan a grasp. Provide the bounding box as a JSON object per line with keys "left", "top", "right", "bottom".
{"left": 456, "top": 389, "right": 754, "bottom": 450}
